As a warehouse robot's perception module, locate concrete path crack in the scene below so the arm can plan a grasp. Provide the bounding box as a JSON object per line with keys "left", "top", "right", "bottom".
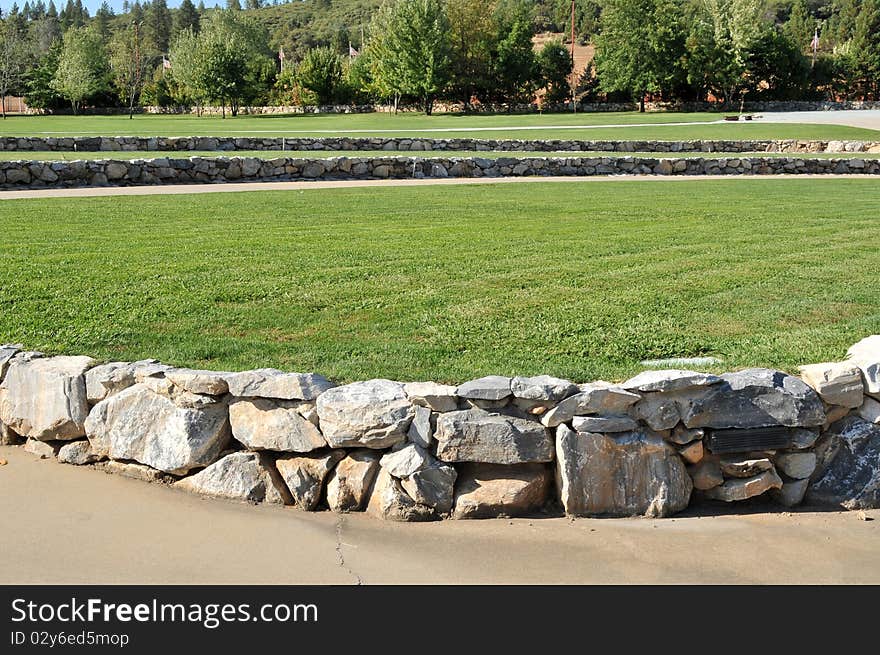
{"left": 335, "top": 515, "right": 363, "bottom": 586}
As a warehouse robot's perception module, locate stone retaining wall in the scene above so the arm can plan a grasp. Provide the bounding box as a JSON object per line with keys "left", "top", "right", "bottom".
{"left": 2, "top": 338, "right": 879, "bottom": 520}
{"left": 30, "top": 100, "right": 880, "bottom": 116}
{"left": 1, "top": 154, "right": 878, "bottom": 188}
{"left": 2, "top": 136, "right": 879, "bottom": 153}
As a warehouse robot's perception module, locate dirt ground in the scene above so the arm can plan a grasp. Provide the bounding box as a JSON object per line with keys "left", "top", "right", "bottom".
{"left": 1, "top": 445, "right": 877, "bottom": 584}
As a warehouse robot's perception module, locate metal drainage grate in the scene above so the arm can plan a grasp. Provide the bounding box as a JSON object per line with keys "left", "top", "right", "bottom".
{"left": 706, "top": 427, "right": 792, "bottom": 454}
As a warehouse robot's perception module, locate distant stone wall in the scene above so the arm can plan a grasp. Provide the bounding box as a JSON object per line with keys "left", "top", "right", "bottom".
{"left": 1, "top": 154, "right": 878, "bottom": 188}
{"left": 2, "top": 338, "right": 879, "bottom": 520}
{"left": 29, "top": 100, "right": 880, "bottom": 115}
{"left": 2, "top": 136, "right": 879, "bottom": 154}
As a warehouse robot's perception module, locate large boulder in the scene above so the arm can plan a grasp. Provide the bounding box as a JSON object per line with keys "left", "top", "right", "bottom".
{"left": 774, "top": 452, "right": 816, "bottom": 479}
{"left": 401, "top": 464, "right": 457, "bottom": 513}
{"left": 366, "top": 469, "right": 437, "bottom": 522}
{"left": 85, "top": 360, "right": 169, "bottom": 404}
{"left": 57, "top": 439, "right": 102, "bottom": 465}
{"left": 316, "top": 379, "right": 412, "bottom": 448}
{"left": 403, "top": 381, "right": 458, "bottom": 412}
{"left": 84, "top": 383, "right": 230, "bottom": 475}
{"left": 541, "top": 383, "right": 641, "bottom": 428}
{"left": 622, "top": 369, "right": 721, "bottom": 393}
{"left": 455, "top": 375, "right": 512, "bottom": 401}
{"left": 275, "top": 450, "right": 346, "bottom": 510}
{"left": 798, "top": 362, "right": 864, "bottom": 408}
{"left": 325, "top": 449, "right": 381, "bottom": 512}
{"left": 705, "top": 469, "right": 783, "bottom": 502}
{"left": 452, "top": 463, "right": 551, "bottom": 519}
{"left": 228, "top": 398, "right": 325, "bottom": 452}
{"left": 379, "top": 443, "right": 432, "bottom": 478}
{"left": 555, "top": 425, "right": 692, "bottom": 517}
{"left": 175, "top": 451, "right": 291, "bottom": 504}
{"left": 0, "top": 355, "right": 94, "bottom": 441}
{"left": 630, "top": 394, "right": 681, "bottom": 431}
{"left": 807, "top": 416, "right": 880, "bottom": 509}
{"left": 680, "top": 369, "right": 825, "bottom": 429}
{"left": 510, "top": 375, "right": 578, "bottom": 401}
{"left": 224, "top": 368, "right": 334, "bottom": 400}
{"left": 378, "top": 442, "right": 456, "bottom": 512}
{"left": 165, "top": 368, "right": 230, "bottom": 395}
{"left": 434, "top": 408, "right": 553, "bottom": 464}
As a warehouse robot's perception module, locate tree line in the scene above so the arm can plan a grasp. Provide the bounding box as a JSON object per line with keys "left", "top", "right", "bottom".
{"left": 0, "top": 0, "right": 878, "bottom": 117}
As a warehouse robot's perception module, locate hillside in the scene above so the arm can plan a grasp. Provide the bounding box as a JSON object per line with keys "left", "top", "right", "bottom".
{"left": 251, "top": 0, "right": 382, "bottom": 61}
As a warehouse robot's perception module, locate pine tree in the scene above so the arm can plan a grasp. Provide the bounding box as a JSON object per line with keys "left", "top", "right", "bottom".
{"left": 147, "top": 0, "right": 173, "bottom": 52}
{"left": 175, "top": 0, "right": 201, "bottom": 35}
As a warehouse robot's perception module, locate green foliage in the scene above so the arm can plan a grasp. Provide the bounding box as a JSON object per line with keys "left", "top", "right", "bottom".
{"left": 743, "top": 27, "right": 811, "bottom": 99}
{"left": 445, "top": 0, "right": 497, "bottom": 106}
{"left": 367, "top": 0, "right": 451, "bottom": 113}
{"left": 109, "top": 21, "right": 151, "bottom": 115}
{"left": 146, "top": 0, "right": 172, "bottom": 53}
{"left": 490, "top": 2, "right": 539, "bottom": 103}
{"left": 537, "top": 39, "right": 572, "bottom": 103}
{"left": 296, "top": 45, "right": 343, "bottom": 105}
{"left": 168, "top": 10, "right": 274, "bottom": 115}
{"left": 595, "top": 0, "right": 685, "bottom": 109}
{"left": 0, "top": 18, "right": 30, "bottom": 115}
{"left": 51, "top": 25, "right": 109, "bottom": 112}
{"left": 23, "top": 43, "right": 65, "bottom": 109}
{"left": 175, "top": 0, "right": 201, "bottom": 35}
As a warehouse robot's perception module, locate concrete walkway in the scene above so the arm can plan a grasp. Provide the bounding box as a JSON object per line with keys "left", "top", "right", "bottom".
{"left": 757, "top": 110, "right": 880, "bottom": 131}
{"left": 0, "top": 174, "right": 872, "bottom": 201}
{"left": 1, "top": 446, "right": 878, "bottom": 584}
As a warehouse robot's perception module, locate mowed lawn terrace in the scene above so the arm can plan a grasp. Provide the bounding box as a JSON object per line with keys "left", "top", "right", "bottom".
{"left": 1, "top": 178, "right": 878, "bottom": 383}
{"left": 0, "top": 112, "right": 878, "bottom": 141}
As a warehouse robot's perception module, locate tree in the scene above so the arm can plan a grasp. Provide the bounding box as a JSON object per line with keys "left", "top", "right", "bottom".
{"left": 147, "top": 0, "right": 173, "bottom": 53}
{"left": 110, "top": 21, "right": 151, "bottom": 118}
{"left": 368, "top": 0, "right": 451, "bottom": 114}
{"left": 51, "top": 25, "right": 108, "bottom": 113}
{"left": 169, "top": 11, "right": 273, "bottom": 116}
{"left": 743, "top": 27, "right": 810, "bottom": 99}
{"left": 0, "top": 18, "right": 29, "bottom": 117}
{"left": 785, "top": 0, "right": 815, "bottom": 53}
{"left": 175, "top": 0, "right": 200, "bottom": 35}
{"left": 195, "top": 23, "right": 248, "bottom": 117}
{"left": 296, "top": 45, "right": 342, "bottom": 105}
{"left": 94, "top": 1, "right": 113, "bottom": 40}
{"left": 226, "top": 0, "right": 241, "bottom": 10}
{"left": 594, "top": 0, "right": 686, "bottom": 111}
{"left": 537, "top": 39, "right": 572, "bottom": 104}
{"left": 168, "top": 27, "right": 202, "bottom": 107}
{"left": 489, "top": 1, "right": 539, "bottom": 104}
{"left": 446, "top": 0, "right": 497, "bottom": 106}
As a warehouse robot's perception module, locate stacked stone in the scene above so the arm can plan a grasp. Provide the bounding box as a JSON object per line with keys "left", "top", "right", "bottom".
{"left": 2, "top": 338, "right": 880, "bottom": 521}
{"left": 2, "top": 136, "right": 880, "bottom": 154}
{"left": 2, "top": 154, "right": 879, "bottom": 188}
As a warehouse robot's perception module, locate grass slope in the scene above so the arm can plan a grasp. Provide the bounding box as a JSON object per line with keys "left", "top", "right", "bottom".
{"left": 0, "top": 113, "right": 877, "bottom": 141}
{"left": 1, "top": 179, "right": 877, "bottom": 383}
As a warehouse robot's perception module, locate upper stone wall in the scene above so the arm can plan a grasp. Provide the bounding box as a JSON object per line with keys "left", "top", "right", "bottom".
{"left": 1, "top": 136, "right": 878, "bottom": 154}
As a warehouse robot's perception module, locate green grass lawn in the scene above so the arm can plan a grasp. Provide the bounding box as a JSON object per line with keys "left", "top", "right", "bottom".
{"left": 1, "top": 178, "right": 877, "bottom": 384}
{"left": 2, "top": 150, "right": 880, "bottom": 162}
{"left": 0, "top": 112, "right": 877, "bottom": 141}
